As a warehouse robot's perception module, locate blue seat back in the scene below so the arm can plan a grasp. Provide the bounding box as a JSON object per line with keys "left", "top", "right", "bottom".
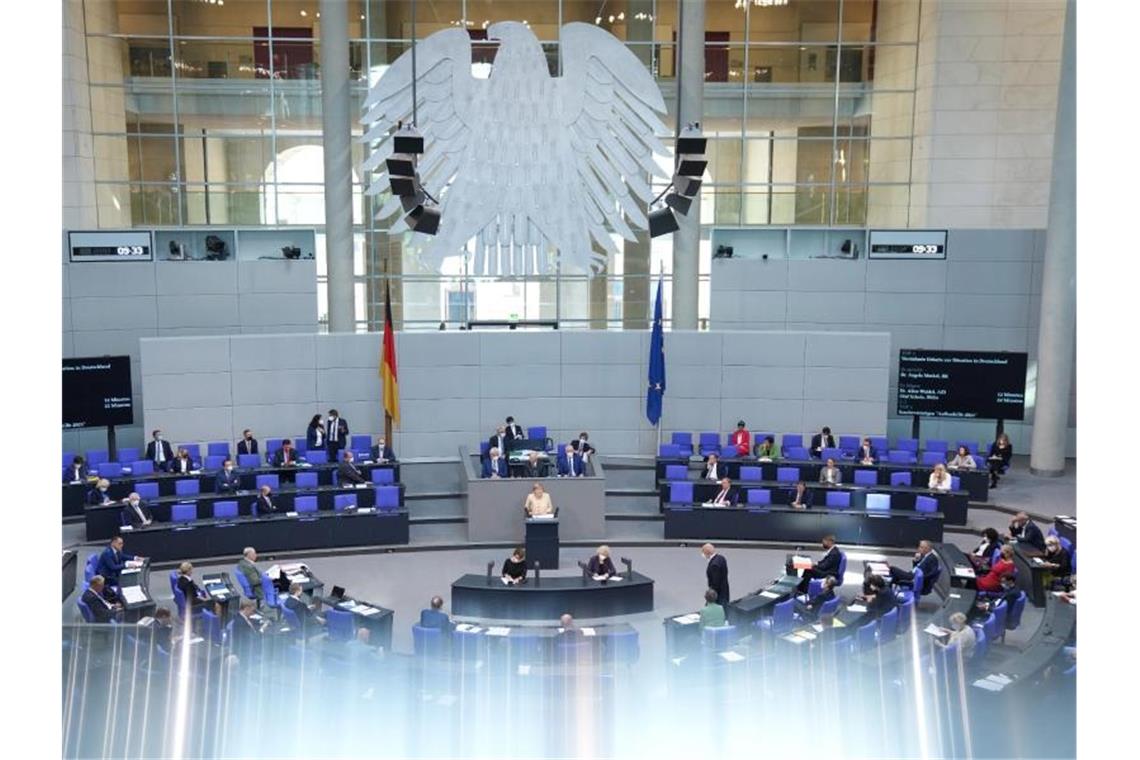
{"left": 238, "top": 454, "right": 260, "bottom": 468}
{"left": 659, "top": 443, "right": 682, "bottom": 457}
{"left": 281, "top": 606, "right": 303, "bottom": 635}
{"left": 259, "top": 573, "right": 279, "bottom": 607}
{"left": 295, "top": 496, "right": 318, "bottom": 513}
{"left": 781, "top": 434, "right": 803, "bottom": 450}
{"left": 294, "top": 438, "right": 308, "bottom": 454}
{"left": 233, "top": 569, "right": 254, "bottom": 598}
{"left": 955, "top": 440, "right": 974, "bottom": 454}
{"left": 807, "top": 578, "right": 823, "bottom": 598}
{"left": 664, "top": 464, "right": 688, "bottom": 481}
{"left": 925, "top": 439, "right": 948, "bottom": 453}
{"left": 982, "top": 612, "right": 999, "bottom": 643}
{"left": 669, "top": 481, "right": 694, "bottom": 504}
{"left": 838, "top": 436, "right": 860, "bottom": 453}
{"left": 326, "top": 609, "right": 355, "bottom": 642}
{"left": 820, "top": 597, "right": 841, "bottom": 618}
{"left": 266, "top": 438, "right": 283, "bottom": 455}
{"left": 879, "top": 608, "right": 899, "bottom": 642}
{"left": 63, "top": 451, "right": 77, "bottom": 468}
{"left": 992, "top": 600, "right": 1008, "bottom": 632}
{"left": 172, "top": 502, "right": 197, "bottom": 522}
{"left": 821, "top": 447, "right": 844, "bottom": 461}
{"left": 334, "top": 494, "right": 357, "bottom": 512}
{"left": 950, "top": 475, "right": 961, "bottom": 491}
{"left": 670, "top": 432, "right": 693, "bottom": 451}
{"left": 785, "top": 446, "right": 809, "bottom": 460}
{"left": 889, "top": 471, "right": 912, "bottom": 486}
{"left": 412, "top": 624, "right": 443, "bottom": 656}
{"left": 856, "top": 621, "right": 877, "bottom": 652}
{"left": 305, "top": 450, "right": 328, "bottom": 464}
{"left": 896, "top": 593, "right": 915, "bottom": 634}
{"left": 86, "top": 450, "right": 110, "bottom": 466}
{"left": 256, "top": 474, "right": 279, "bottom": 491}
{"left": 746, "top": 488, "right": 771, "bottom": 506}
{"left": 84, "top": 554, "right": 100, "bottom": 584}
{"left": 296, "top": 472, "right": 319, "bottom": 489}
{"left": 213, "top": 500, "right": 238, "bottom": 519}
{"left": 177, "top": 444, "right": 201, "bottom": 460}
{"left": 135, "top": 482, "right": 159, "bottom": 501}
{"left": 76, "top": 597, "right": 96, "bottom": 623}
{"left": 350, "top": 435, "right": 371, "bottom": 452}
{"left": 375, "top": 486, "right": 400, "bottom": 510}
{"left": 888, "top": 450, "right": 916, "bottom": 464}
{"left": 915, "top": 496, "right": 938, "bottom": 514}
{"left": 866, "top": 493, "right": 891, "bottom": 512}
{"left": 739, "top": 466, "right": 762, "bottom": 481}
{"left": 98, "top": 462, "right": 124, "bottom": 478}
{"left": 854, "top": 469, "right": 877, "bottom": 486}
{"left": 130, "top": 460, "right": 155, "bottom": 475}
{"left": 201, "top": 609, "right": 223, "bottom": 644}
{"left": 921, "top": 451, "right": 945, "bottom": 466}
{"left": 168, "top": 570, "right": 180, "bottom": 596}
{"left": 1006, "top": 592, "right": 1027, "bottom": 631}
{"left": 172, "top": 585, "right": 188, "bottom": 617}
{"left": 836, "top": 552, "right": 847, "bottom": 581}
{"left": 526, "top": 426, "right": 547, "bottom": 442}
{"left": 869, "top": 436, "right": 889, "bottom": 452}
{"left": 205, "top": 455, "right": 226, "bottom": 470}
{"left": 175, "top": 479, "right": 200, "bottom": 496}
{"left": 371, "top": 468, "right": 395, "bottom": 485}
{"left": 825, "top": 491, "right": 851, "bottom": 509}
{"left": 896, "top": 438, "right": 919, "bottom": 452}
{"left": 770, "top": 599, "right": 794, "bottom": 633}
{"left": 910, "top": 567, "right": 925, "bottom": 597}
{"left": 697, "top": 432, "right": 720, "bottom": 454}
{"left": 719, "top": 445, "right": 738, "bottom": 459}
{"left": 700, "top": 624, "right": 736, "bottom": 651}
{"left": 207, "top": 442, "right": 230, "bottom": 457}
{"left": 972, "top": 625, "right": 988, "bottom": 663}
{"left": 776, "top": 467, "right": 799, "bottom": 483}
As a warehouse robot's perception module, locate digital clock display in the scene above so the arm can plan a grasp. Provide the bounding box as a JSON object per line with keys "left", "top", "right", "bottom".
{"left": 870, "top": 243, "right": 945, "bottom": 255}
{"left": 68, "top": 231, "right": 154, "bottom": 262}
{"left": 867, "top": 230, "right": 948, "bottom": 260}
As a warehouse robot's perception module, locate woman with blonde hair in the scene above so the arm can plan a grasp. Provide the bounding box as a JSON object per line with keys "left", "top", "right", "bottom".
{"left": 587, "top": 545, "right": 616, "bottom": 579}
{"left": 524, "top": 481, "right": 554, "bottom": 516}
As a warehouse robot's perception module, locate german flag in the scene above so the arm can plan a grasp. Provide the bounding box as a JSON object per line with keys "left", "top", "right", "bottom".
{"left": 381, "top": 280, "right": 399, "bottom": 425}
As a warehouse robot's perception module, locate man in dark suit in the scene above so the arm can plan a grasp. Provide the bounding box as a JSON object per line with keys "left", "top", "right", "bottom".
{"left": 702, "top": 453, "right": 725, "bottom": 481}
{"left": 96, "top": 536, "right": 140, "bottom": 586}
{"left": 788, "top": 534, "right": 842, "bottom": 592}
{"left": 229, "top": 599, "right": 264, "bottom": 660}
{"left": 151, "top": 607, "right": 175, "bottom": 651}
{"left": 419, "top": 596, "right": 454, "bottom": 635}
{"left": 709, "top": 477, "right": 739, "bottom": 506}
{"left": 488, "top": 426, "right": 508, "bottom": 458}
{"left": 702, "top": 543, "right": 730, "bottom": 608}
{"left": 558, "top": 444, "right": 585, "bottom": 477}
{"left": 850, "top": 574, "right": 897, "bottom": 629}
{"left": 81, "top": 575, "right": 122, "bottom": 623}
{"left": 120, "top": 492, "right": 154, "bottom": 528}
{"left": 521, "top": 451, "right": 547, "bottom": 478}
{"left": 237, "top": 429, "right": 259, "bottom": 456}
{"left": 855, "top": 437, "right": 878, "bottom": 464}
{"left": 810, "top": 426, "right": 835, "bottom": 458}
{"left": 169, "top": 450, "right": 195, "bottom": 474}
{"left": 87, "top": 479, "right": 113, "bottom": 506}
{"left": 370, "top": 436, "right": 397, "bottom": 463}
{"left": 788, "top": 481, "right": 815, "bottom": 509}
{"left": 254, "top": 485, "right": 279, "bottom": 517}
{"left": 794, "top": 575, "right": 838, "bottom": 622}
{"left": 272, "top": 439, "right": 299, "bottom": 467}
{"left": 144, "top": 429, "right": 174, "bottom": 471}
{"left": 65, "top": 455, "right": 88, "bottom": 483}
{"left": 325, "top": 409, "right": 349, "bottom": 460}
{"left": 215, "top": 459, "right": 241, "bottom": 494}
{"left": 887, "top": 540, "right": 941, "bottom": 594}
{"left": 283, "top": 582, "right": 325, "bottom": 634}
{"left": 338, "top": 451, "right": 368, "bottom": 485}
{"left": 1007, "top": 512, "right": 1046, "bottom": 552}
{"left": 504, "top": 416, "right": 524, "bottom": 443}
{"left": 482, "top": 447, "right": 508, "bottom": 479}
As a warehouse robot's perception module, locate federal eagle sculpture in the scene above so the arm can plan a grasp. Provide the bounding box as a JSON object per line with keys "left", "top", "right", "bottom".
{"left": 361, "top": 21, "right": 671, "bottom": 276}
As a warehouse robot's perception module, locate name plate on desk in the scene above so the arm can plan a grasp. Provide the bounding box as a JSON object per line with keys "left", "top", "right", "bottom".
{"left": 287, "top": 511, "right": 299, "bottom": 517}
{"left": 121, "top": 525, "right": 134, "bottom": 531}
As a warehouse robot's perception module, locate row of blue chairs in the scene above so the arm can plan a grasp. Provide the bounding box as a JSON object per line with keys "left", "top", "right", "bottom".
{"left": 153, "top": 490, "right": 402, "bottom": 524}
{"left": 65, "top": 435, "right": 388, "bottom": 469}
{"left": 665, "top": 464, "right": 961, "bottom": 490}
{"left": 81, "top": 463, "right": 397, "bottom": 489}
{"left": 668, "top": 486, "right": 948, "bottom": 513}
{"left": 410, "top": 623, "right": 640, "bottom": 665}
{"left": 664, "top": 432, "right": 992, "bottom": 457}
{"left": 661, "top": 441, "right": 990, "bottom": 466}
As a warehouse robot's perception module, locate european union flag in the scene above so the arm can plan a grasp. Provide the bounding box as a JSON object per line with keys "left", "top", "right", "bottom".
{"left": 646, "top": 274, "right": 666, "bottom": 426}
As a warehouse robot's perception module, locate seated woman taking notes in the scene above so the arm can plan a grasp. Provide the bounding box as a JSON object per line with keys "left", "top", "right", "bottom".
{"left": 524, "top": 482, "right": 554, "bottom": 517}
{"left": 501, "top": 547, "right": 528, "bottom": 585}
{"left": 587, "top": 545, "right": 616, "bottom": 579}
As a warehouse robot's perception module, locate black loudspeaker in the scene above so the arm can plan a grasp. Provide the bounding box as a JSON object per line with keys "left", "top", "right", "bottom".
{"left": 673, "top": 174, "right": 703, "bottom": 197}
{"left": 649, "top": 206, "right": 679, "bottom": 237}
{"left": 676, "top": 156, "right": 708, "bottom": 177}
{"left": 389, "top": 176, "right": 417, "bottom": 196}
{"left": 393, "top": 133, "right": 424, "bottom": 154}
{"left": 408, "top": 205, "right": 441, "bottom": 235}
{"left": 676, "top": 135, "right": 707, "bottom": 154}
{"left": 665, "top": 192, "right": 692, "bottom": 215}
{"left": 385, "top": 156, "right": 416, "bottom": 177}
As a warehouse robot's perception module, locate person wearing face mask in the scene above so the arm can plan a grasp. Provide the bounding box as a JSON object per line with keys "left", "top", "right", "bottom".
{"left": 325, "top": 409, "right": 349, "bottom": 461}
{"left": 120, "top": 491, "right": 154, "bottom": 528}
{"left": 87, "top": 478, "right": 113, "bottom": 506}
{"left": 482, "top": 447, "right": 508, "bottom": 479}
{"left": 215, "top": 458, "right": 241, "bottom": 494}
{"left": 237, "top": 429, "right": 259, "bottom": 456}
{"left": 272, "top": 439, "right": 298, "bottom": 467}
{"left": 371, "top": 436, "right": 397, "bottom": 463}
{"left": 170, "top": 447, "right": 196, "bottom": 474}
{"left": 145, "top": 429, "right": 174, "bottom": 472}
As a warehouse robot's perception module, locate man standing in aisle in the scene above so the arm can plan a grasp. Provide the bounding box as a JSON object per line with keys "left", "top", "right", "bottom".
{"left": 326, "top": 409, "right": 349, "bottom": 461}
{"left": 702, "top": 543, "right": 730, "bottom": 610}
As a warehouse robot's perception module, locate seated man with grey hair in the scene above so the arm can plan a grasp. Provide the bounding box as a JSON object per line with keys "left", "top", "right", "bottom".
{"left": 236, "top": 547, "right": 265, "bottom": 605}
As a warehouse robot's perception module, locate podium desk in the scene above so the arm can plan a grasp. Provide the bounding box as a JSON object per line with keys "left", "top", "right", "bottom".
{"left": 525, "top": 517, "right": 560, "bottom": 570}
{"left": 451, "top": 571, "right": 654, "bottom": 620}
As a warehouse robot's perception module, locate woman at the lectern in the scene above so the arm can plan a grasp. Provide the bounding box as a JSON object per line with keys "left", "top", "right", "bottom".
{"left": 501, "top": 547, "right": 528, "bottom": 585}
{"left": 587, "top": 545, "right": 616, "bottom": 580}
{"left": 524, "top": 482, "right": 554, "bottom": 517}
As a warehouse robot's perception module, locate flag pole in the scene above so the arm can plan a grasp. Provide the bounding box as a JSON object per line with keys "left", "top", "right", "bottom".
{"left": 655, "top": 261, "right": 664, "bottom": 454}
{"left": 383, "top": 259, "right": 394, "bottom": 445}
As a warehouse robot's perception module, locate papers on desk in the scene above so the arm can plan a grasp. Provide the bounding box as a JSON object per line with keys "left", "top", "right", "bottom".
{"left": 500, "top": 577, "right": 513, "bottom": 586}
{"left": 949, "top": 592, "right": 962, "bottom": 599}
{"left": 1032, "top": 557, "right": 1046, "bottom": 566}
{"left": 455, "top": 623, "right": 483, "bottom": 634}
{"left": 581, "top": 627, "right": 597, "bottom": 637}
{"left": 355, "top": 605, "right": 381, "bottom": 616}
{"left": 847, "top": 604, "right": 868, "bottom": 613}
{"left": 288, "top": 574, "right": 311, "bottom": 585}
{"left": 282, "top": 563, "right": 307, "bottom": 573}
{"left": 923, "top": 623, "right": 951, "bottom": 638}
{"left": 972, "top": 673, "right": 1013, "bottom": 692}
{"left": 286, "top": 511, "right": 299, "bottom": 517}
{"left": 718, "top": 651, "right": 745, "bottom": 662}
{"left": 672, "top": 613, "right": 701, "bottom": 625}
{"left": 791, "top": 556, "right": 813, "bottom": 570}
{"left": 867, "top": 562, "right": 891, "bottom": 577}
{"left": 121, "top": 587, "right": 147, "bottom": 605}
{"left": 190, "top": 470, "right": 202, "bottom": 475}
{"left": 355, "top": 482, "right": 369, "bottom": 489}
{"left": 136, "top": 616, "right": 154, "bottom": 627}
{"left": 759, "top": 591, "right": 781, "bottom": 599}
{"left": 120, "top": 525, "right": 134, "bottom": 531}
{"left": 356, "top": 507, "right": 376, "bottom": 514}
{"left": 485, "top": 627, "right": 511, "bottom": 637}
{"left": 530, "top": 514, "right": 555, "bottom": 520}
{"left": 953, "top": 565, "right": 976, "bottom": 578}
{"left": 338, "top": 600, "right": 358, "bottom": 610}
{"left": 782, "top": 633, "right": 808, "bottom": 645}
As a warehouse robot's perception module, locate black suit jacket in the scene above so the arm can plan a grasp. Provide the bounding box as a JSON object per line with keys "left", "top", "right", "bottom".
{"left": 487, "top": 434, "right": 507, "bottom": 455}
{"left": 804, "top": 587, "right": 837, "bottom": 615}
{"left": 169, "top": 457, "right": 195, "bottom": 474}
{"left": 65, "top": 464, "right": 88, "bottom": 482}
{"left": 709, "top": 486, "right": 739, "bottom": 506}
{"left": 255, "top": 494, "right": 279, "bottom": 516}
{"left": 855, "top": 445, "right": 878, "bottom": 462}
{"left": 326, "top": 418, "right": 349, "bottom": 446}
{"left": 284, "top": 595, "right": 319, "bottom": 631}
{"left": 706, "top": 554, "right": 730, "bottom": 606}
{"left": 272, "top": 448, "right": 298, "bottom": 467}
{"left": 810, "top": 434, "right": 835, "bottom": 456}
{"left": 215, "top": 469, "right": 241, "bottom": 493}
{"left": 120, "top": 501, "right": 153, "bottom": 528}
{"left": 504, "top": 423, "right": 524, "bottom": 442}
{"left": 237, "top": 438, "right": 259, "bottom": 455}
{"left": 338, "top": 461, "right": 367, "bottom": 485}
{"left": 787, "top": 488, "right": 815, "bottom": 508}
{"left": 851, "top": 588, "right": 897, "bottom": 629}
{"left": 587, "top": 555, "right": 616, "bottom": 577}
{"left": 370, "top": 445, "right": 397, "bottom": 463}
{"left": 177, "top": 575, "right": 207, "bottom": 609}
{"left": 229, "top": 614, "right": 262, "bottom": 656}
{"left": 703, "top": 462, "right": 725, "bottom": 480}
{"left": 87, "top": 488, "right": 112, "bottom": 506}
{"left": 522, "top": 462, "right": 547, "bottom": 479}
{"left": 571, "top": 440, "right": 595, "bottom": 456}
{"left": 1015, "top": 520, "right": 1047, "bottom": 552}
{"left": 814, "top": 546, "right": 841, "bottom": 578}
{"left": 145, "top": 440, "right": 175, "bottom": 469}
{"left": 82, "top": 588, "right": 118, "bottom": 623}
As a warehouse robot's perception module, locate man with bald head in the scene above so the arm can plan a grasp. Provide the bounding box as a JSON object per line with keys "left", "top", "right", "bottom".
{"left": 1006, "top": 511, "right": 1046, "bottom": 551}
{"left": 886, "top": 539, "right": 941, "bottom": 595}
{"left": 701, "top": 543, "right": 730, "bottom": 609}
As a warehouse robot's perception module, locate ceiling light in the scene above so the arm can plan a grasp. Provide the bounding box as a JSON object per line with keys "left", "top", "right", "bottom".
{"left": 300, "top": 10, "right": 307, "bottom": 17}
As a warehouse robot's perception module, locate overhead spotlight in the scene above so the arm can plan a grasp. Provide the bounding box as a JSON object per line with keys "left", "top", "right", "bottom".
{"left": 385, "top": 124, "right": 441, "bottom": 236}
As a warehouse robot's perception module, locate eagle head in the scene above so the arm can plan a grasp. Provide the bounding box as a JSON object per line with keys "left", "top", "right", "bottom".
{"left": 485, "top": 21, "right": 546, "bottom": 72}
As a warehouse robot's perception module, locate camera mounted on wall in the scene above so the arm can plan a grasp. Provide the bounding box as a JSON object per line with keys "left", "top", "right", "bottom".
{"left": 204, "top": 235, "right": 230, "bottom": 261}
{"left": 281, "top": 245, "right": 302, "bottom": 260}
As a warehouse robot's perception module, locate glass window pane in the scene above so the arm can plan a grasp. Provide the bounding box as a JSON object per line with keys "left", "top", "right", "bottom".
{"left": 119, "top": 183, "right": 181, "bottom": 226}
{"left": 465, "top": 2, "right": 560, "bottom": 40}
{"left": 180, "top": 134, "right": 273, "bottom": 184}
{"left": 173, "top": 0, "right": 269, "bottom": 37}
{"left": 182, "top": 183, "right": 268, "bottom": 225}
{"left": 123, "top": 87, "right": 177, "bottom": 133}
{"left": 176, "top": 80, "right": 273, "bottom": 125}
{"left": 173, "top": 39, "right": 264, "bottom": 80}
{"left": 748, "top": 0, "right": 840, "bottom": 43}
{"left": 86, "top": 36, "right": 132, "bottom": 84}
{"left": 124, "top": 135, "right": 178, "bottom": 183}
{"left": 125, "top": 38, "right": 172, "bottom": 80}
{"left": 374, "top": 1, "right": 465, "bottom": 39}
{"left": 93, "top": 135, "right": 133, "bottom": 183}
{"left": 832, "top": 184, "right": 867, "bottom": 225}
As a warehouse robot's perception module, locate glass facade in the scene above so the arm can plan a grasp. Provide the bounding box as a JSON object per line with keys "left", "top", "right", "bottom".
{"left": 80, "top": 0, "right": 918, "bottom": 330}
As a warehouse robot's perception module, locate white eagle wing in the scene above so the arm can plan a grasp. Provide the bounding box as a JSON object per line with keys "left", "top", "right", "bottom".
{"left": 360, "top": 29, "right": 481, "bottom": 235}
{"left": 557, "top": 22, "right": 671, "bottom": 268}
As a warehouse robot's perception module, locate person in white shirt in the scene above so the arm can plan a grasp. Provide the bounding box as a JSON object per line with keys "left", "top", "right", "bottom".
{"left": 855, "top": 437, "right": 877, "bottom": 465}
{"left": 928, "top": 463, "right": 952, "bottom": 491}
{"left": 703, "top": 453, "right": 724, "bottom": 481}
{"left": 819, "top": 457, "right": 842, "bottom": 485}
{"left": 936, "top": 612, "right": 976, "bottom": 659}
{"left": 947, "top": 445, "right": 976, "bottom": 470}
{"left": 710, "top": 477, "right": 738, "bottom": 506}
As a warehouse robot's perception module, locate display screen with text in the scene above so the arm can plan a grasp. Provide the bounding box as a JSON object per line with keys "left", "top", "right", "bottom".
{"left": 897, "top": 350, "right": 1027, "bottom": 420}
{"left": 63, "top": 356, "right": 134, "bottom": 428}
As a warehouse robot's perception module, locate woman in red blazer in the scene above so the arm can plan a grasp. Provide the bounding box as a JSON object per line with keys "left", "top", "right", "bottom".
{"left": 977, "top": 544, "right": 1016, "bottom": 592}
